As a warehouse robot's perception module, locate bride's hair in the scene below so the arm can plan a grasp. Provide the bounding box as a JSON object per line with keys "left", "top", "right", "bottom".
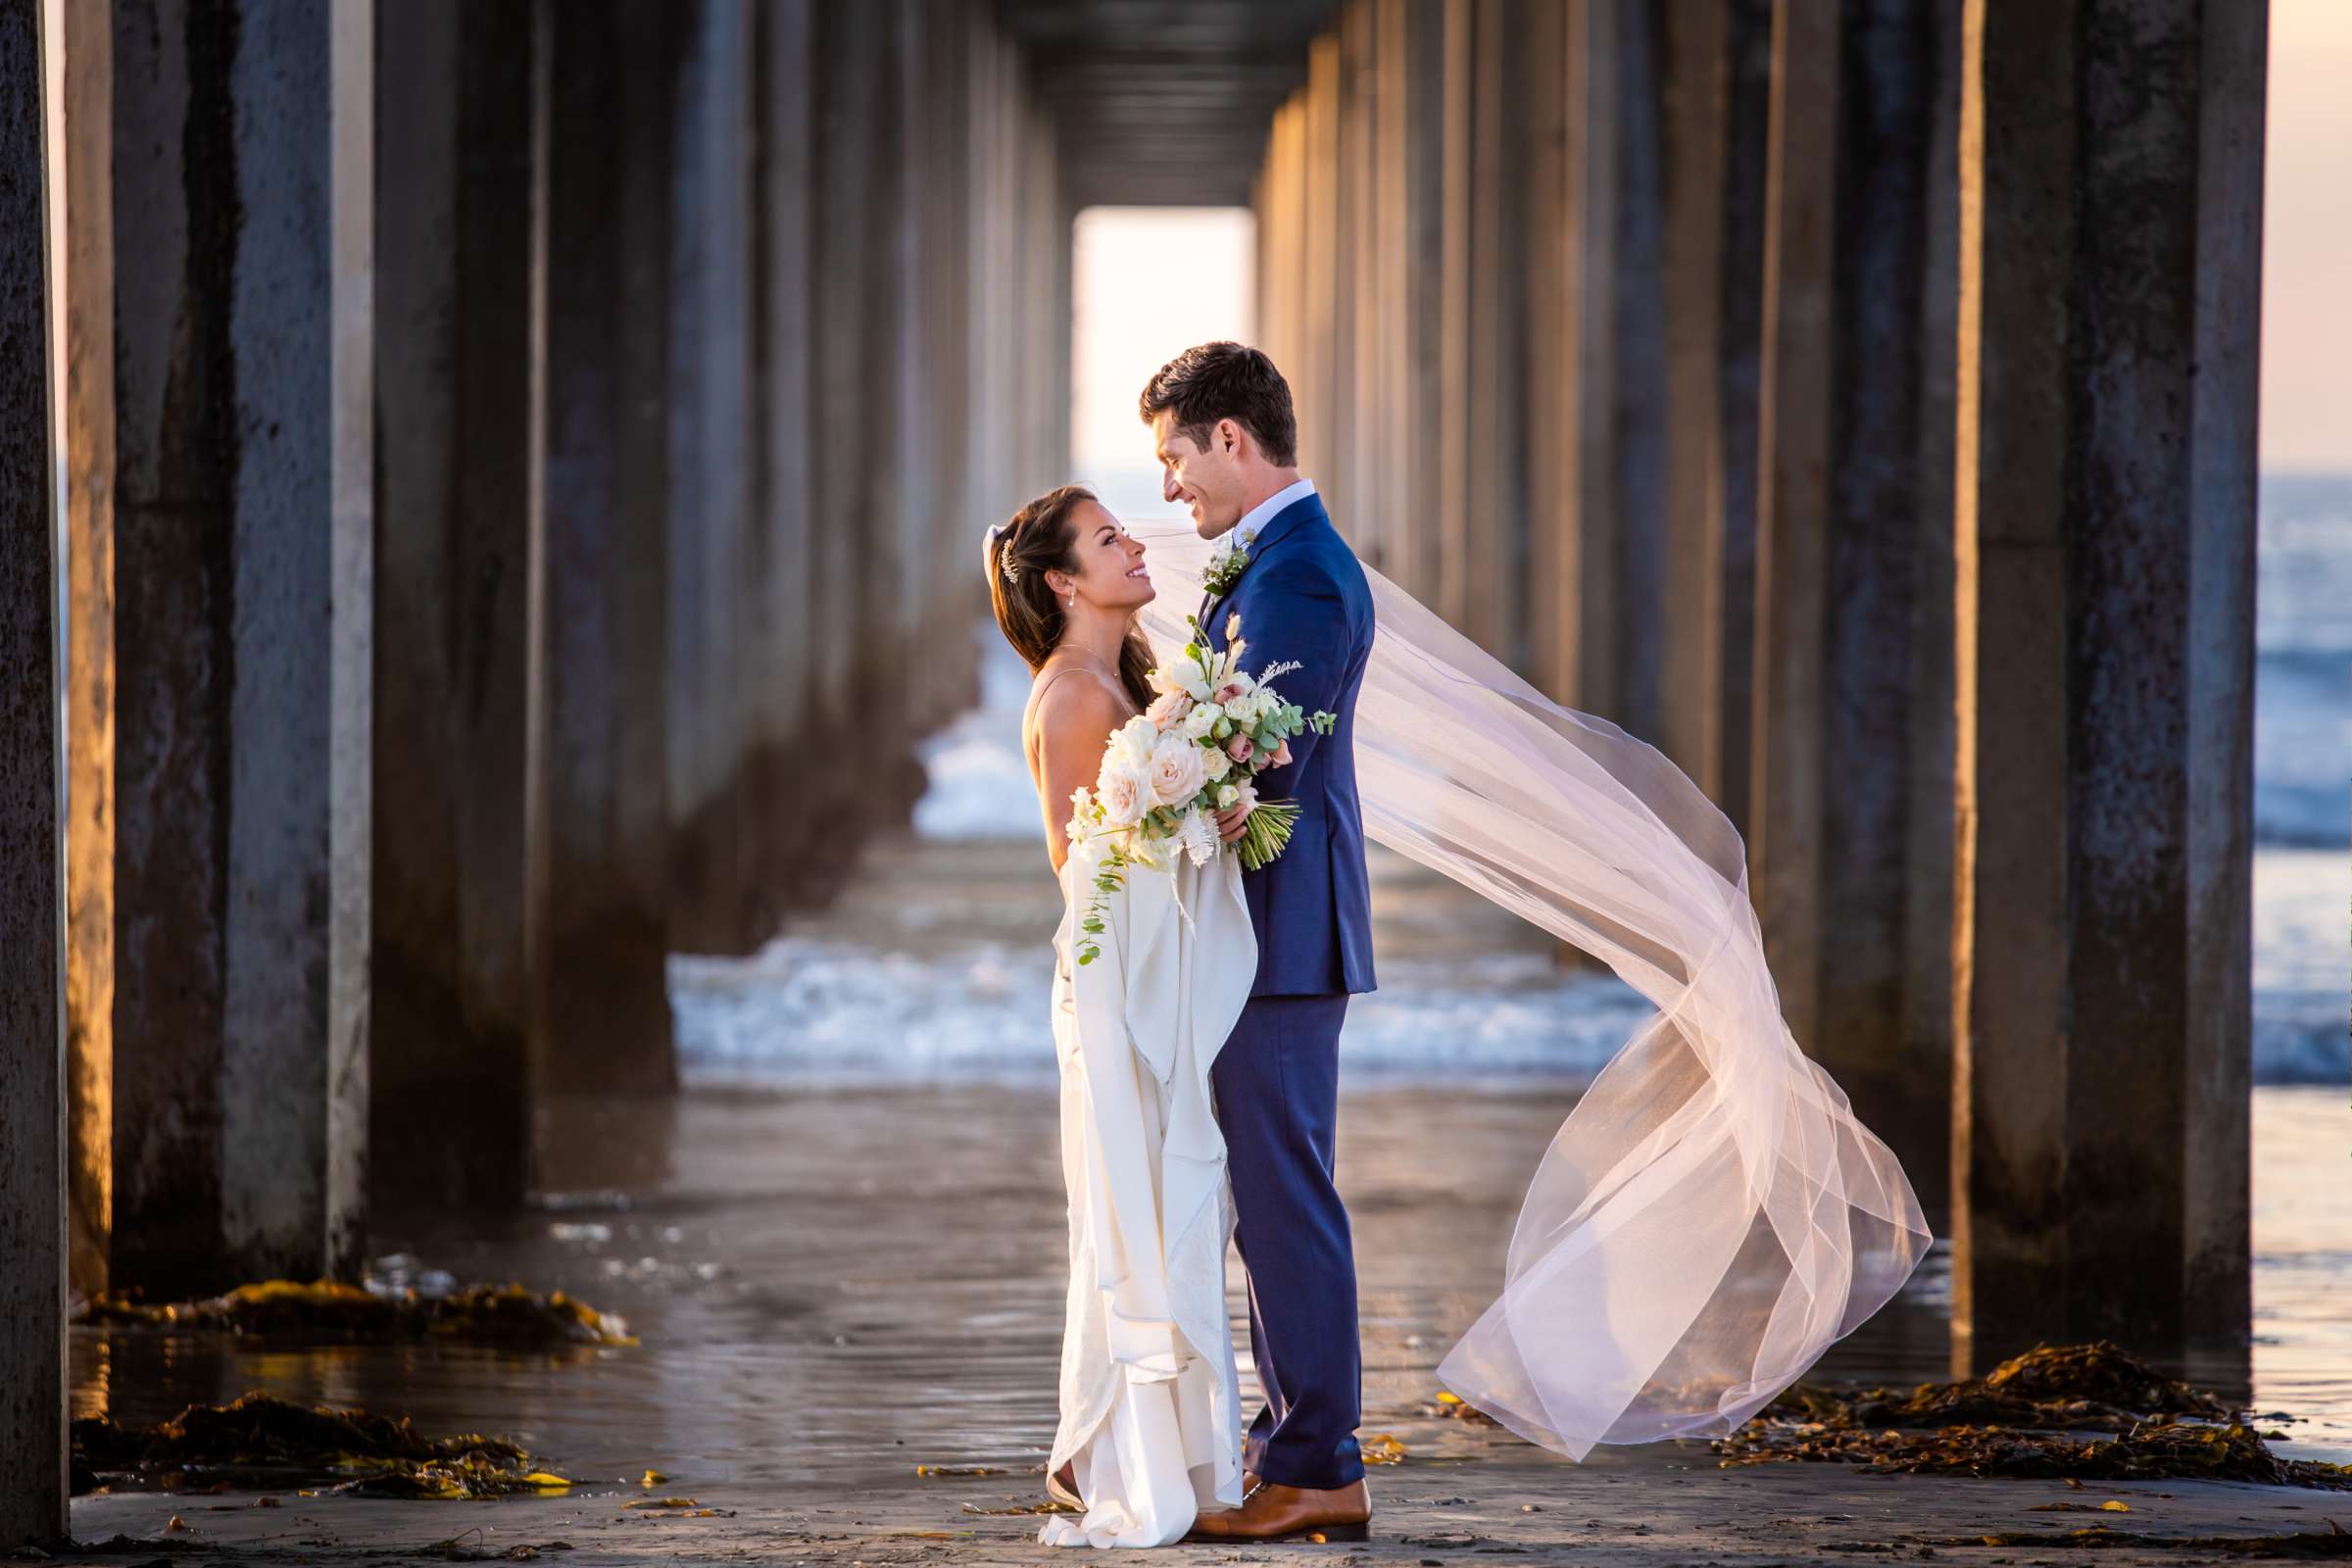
{"left": 987, "top": 484, "right": 1155, "bottom": 710}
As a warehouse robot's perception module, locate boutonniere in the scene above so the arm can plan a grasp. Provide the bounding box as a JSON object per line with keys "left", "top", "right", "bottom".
{"left": 1201, "top": 539, "right": 1251, "bottom": 599}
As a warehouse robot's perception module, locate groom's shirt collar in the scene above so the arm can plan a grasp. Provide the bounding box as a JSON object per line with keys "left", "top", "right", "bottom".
{"left": 1228, "top": 476, "right": 1317, "bottom": 556}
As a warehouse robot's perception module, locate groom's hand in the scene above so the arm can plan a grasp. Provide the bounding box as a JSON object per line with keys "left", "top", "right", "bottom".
{"left": 1214, "top": 802, "right": 1251, "bottom": 843}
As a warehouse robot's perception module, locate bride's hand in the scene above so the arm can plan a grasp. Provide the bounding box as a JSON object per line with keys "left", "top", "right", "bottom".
{"left": 1213, "top": 800, "right": 1252, "bottom": 843}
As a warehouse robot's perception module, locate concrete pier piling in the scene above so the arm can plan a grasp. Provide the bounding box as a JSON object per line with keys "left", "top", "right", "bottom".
{"left": 1953, "top": 0, "right": 2263, "bottom": 1361}
{"left": 1656, "top": 0, "right": 1771, "bottom": 834}
{"left": 665, "top": 0, "right": 764, "bottom": 958}
{"left": 57, "top": 0, "right": 115, "bottom": 1305}
{"left": 106, "top": 0, "right": 373, "bottom": 1295}
{"left": 754, "top": 0, "right": 817, "bottom": 939}
{"left": 540, "top": 0, "right": 683, "bottom": 1094}
{"left": 371, "top": 0, "right": 544, "bottom": 1209}
{"left": 1750, "top": 0, "right": 1959, "bottom": 1214}
{"left": 1, "top": 0, "right": 67, "bottom": 1546}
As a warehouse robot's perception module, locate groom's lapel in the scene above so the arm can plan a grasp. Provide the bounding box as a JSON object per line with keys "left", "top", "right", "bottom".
{"left": 1244, "top": 493, "right": 1325, "bottom": 567}
{"left": 1200, "top": 494, "right": 1327, "bottom": 650}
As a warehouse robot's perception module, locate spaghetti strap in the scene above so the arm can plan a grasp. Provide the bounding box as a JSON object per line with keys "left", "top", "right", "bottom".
{"left": 1022, "top": 659, "right": 1140, "bottom": 800}
{"left": 1024, "top": 661, "right": 1135, "bottom": 728}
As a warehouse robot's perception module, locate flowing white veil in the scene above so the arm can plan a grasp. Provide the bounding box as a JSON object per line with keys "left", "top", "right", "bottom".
{"left": 1125, "top": 519, "right": 1932, "bottom": 1462}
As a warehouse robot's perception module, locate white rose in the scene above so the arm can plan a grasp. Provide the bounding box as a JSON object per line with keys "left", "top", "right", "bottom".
{"left": 1145, "top": 690, "right": 1191, "bottom": 732}
{"left": 1095, "top": 762, "right": 1149, "bottom": 829}
{"left": 1201, "top": 747, "right": 1231, "bottom": 783}
{"left": 1215, "top": 782, "right": 1240, "bottom": 809}
{"left": 1148, "top": 730, "right": 1208, "bottom": 807}
{"left": 1181, "top": 702, "right": 1221, "bottom": 741}
{"left": 1172, "top": 651, "right": 1213, "bottom": 702}
{"left": 1106, "top": 714, "right": 1156, "bottom": 769}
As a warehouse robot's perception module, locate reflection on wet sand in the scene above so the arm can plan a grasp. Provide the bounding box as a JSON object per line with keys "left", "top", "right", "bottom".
{"left": 72, "top": 1079, "right": 2350, "bottom": 1501}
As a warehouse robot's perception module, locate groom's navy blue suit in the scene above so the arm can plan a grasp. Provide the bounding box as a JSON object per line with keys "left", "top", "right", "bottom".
{"left": 1200, "top": 490, "right": 1376, "bottom": 1491}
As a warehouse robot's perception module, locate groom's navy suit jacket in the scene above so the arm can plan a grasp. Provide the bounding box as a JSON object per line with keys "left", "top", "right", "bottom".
{"left": 1201, "top": 492, "right": 1377, "bottom": 999}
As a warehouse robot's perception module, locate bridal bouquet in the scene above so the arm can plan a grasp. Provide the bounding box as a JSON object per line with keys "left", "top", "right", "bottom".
{"left": 1066, "top": 612, "right": 1336, "bottom": 964}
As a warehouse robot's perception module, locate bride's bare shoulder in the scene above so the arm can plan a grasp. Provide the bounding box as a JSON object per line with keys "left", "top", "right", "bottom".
{"left": 1028, "top": 663, "right": 1129, "bottom": 741}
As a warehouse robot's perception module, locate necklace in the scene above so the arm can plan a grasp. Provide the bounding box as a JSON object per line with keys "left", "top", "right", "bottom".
{"left": 1058, "top": 649, "right": 1119, "bottom": 691}
{"left": 1051, "top": 643, "right": 1120, "bottom": 680}
{"left": 1045, "top": 645, "right": 1134, "bottom": 715}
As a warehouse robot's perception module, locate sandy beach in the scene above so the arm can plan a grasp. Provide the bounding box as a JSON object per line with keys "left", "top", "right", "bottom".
{"left": 43, "top": 823, "right": 2351, "bottom": 1566}
{"left": 47, "top": 1077, "right": 2350, "bottom": 1567}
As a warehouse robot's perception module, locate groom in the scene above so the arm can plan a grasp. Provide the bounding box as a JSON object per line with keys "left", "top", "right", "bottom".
{"left": 1139, "top": 343, "right": 1377, "bottom": 1543}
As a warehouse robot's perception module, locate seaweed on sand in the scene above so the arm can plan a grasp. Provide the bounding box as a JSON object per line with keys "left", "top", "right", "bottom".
{"left": 1923, "top": 1520, "right": 2352, "bottom": 1556}
{"left": 1714, "top": 1343, "right": 2352, "bottom": 1491}
{"left": 73, "top": 1392, "right": 577, "bottom": 1499}
{"left": 74, "top": 1279, "right": 635, "bottom": 1348}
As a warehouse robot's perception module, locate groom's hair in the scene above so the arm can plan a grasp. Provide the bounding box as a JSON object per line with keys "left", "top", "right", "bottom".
{"left": 1138, "top": 342, "right": 1298, "bottom": 468}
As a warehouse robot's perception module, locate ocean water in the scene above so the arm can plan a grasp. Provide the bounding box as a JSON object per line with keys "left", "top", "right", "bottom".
{"left": 2251, "top": 473, "right": 2351, "bottom": 1084}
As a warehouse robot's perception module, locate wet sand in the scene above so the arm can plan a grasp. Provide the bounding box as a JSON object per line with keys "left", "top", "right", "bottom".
{"left": 51, "top": 1082, "right": 2348, "bottom": 1566}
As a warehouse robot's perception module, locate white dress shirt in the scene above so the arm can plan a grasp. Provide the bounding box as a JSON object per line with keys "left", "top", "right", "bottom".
{"left": 1224, "top": 476, "right": 1318, "bottom": 557}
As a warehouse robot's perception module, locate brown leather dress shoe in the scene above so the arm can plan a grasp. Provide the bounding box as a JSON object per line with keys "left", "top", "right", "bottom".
{"left": 1185, "top": 1478, "right": 1371, "bottom": 1544}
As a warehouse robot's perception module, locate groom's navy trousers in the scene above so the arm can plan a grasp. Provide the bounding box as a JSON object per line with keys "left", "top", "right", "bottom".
{"left": 1200, "top": 491, "right": 1378, "bottom": 1492}
{"left": 1212, "top": 993, "right": 1362, "bottom": 1489}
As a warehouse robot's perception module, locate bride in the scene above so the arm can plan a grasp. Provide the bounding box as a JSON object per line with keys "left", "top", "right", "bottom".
{"left": 988, "top": 483, "right": 1250, "bottom": 1547}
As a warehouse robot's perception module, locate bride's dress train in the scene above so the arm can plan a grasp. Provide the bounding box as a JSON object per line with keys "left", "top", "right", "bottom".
{"left": 1039, "top": 850, "right": 1255, "bottom": 1548}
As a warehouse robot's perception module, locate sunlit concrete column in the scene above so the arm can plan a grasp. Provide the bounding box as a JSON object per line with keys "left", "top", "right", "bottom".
{"left": 1522, "top": 0, "right": 1572, "bottom": 701}
{"left": 1656, "top": 0, "right": 1770, "bottom": 828}
{"left": 371, "top": 0, "right": 542, "bottom": 1208}
{"left": 1335, "top": 0, "right": 1373, "bottom": 542}
{"left": 1903, "top": 0, "right": 1966, "bottom": 1223}
{"left": 1750, "top": 0, "right": 1838, "bottom": 1054}
{"left": 1362, "top": 0, "right": 1417, "bottom": 583}
{"left": 110, "top": 0, "right": 371, "bottom": 1295}
{"left": 1751, "top": 0, "right": 1956, "bottom": 1206}
{"left": 1394, "top": 0, "right": 1446, "bottom": 603}
{"left": 1433, "top": 0, "right": 1472, "bottom": 628}
{"left": 540, "top": 0, "right": 679, "bottom": 1094}
{"left": 58, "top": 0, "right": 115, "bottom": 1303}
{"left": 1953, "top": 0, "right": 2262, "bottom": 1360}
{"left": 1255, "top": 98, "right": 1307, "bottom": 461}
{"left": 1041, "top": 126, "right": 1075, "bottom": 493}
{"left": 1297, "top": 31, "right": 1340, "bottom": 483}
{"left": 1461, "top": 0, "right": 1521, "bottom": 666}
{"left": 1, "top": 1, "right": 68, "bottom": 1544}
{"left": 1817, "top": 0, "right": 1955, "bottom": 1210}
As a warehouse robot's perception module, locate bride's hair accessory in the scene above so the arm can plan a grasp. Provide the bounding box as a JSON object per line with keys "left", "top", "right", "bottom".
{"left": 984, "top": 521, "right": 1019, "bottom": 586}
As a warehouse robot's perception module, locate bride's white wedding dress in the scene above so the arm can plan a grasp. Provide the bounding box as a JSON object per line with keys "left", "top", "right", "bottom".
{"left": 1030, "top": 675, "right": 1254, "bottom": 1549}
